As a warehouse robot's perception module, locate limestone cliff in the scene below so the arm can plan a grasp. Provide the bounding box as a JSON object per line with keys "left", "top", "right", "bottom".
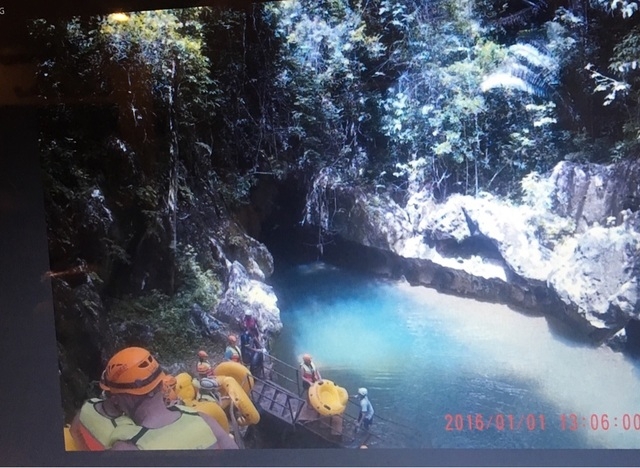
{"left": 304, "top": 161, "right": 640, "bottom": 345}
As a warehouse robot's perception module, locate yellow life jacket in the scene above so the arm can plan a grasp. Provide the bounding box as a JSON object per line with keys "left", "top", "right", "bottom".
{"left": 108, "top": 405, "right": 217, "bottom": 450}
{"left": 77, "top": 398, "right": 135, "bottom": 450}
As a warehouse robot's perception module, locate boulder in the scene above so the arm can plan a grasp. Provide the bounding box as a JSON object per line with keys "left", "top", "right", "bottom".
{"left": 215, "top": 261, "right": 282, "bottom": 334}
{"left": 217, "top": 222, "right": 274, "bottom": 281}
{"left": 548, "top": 224, "right": 640, "bottom": 333}
{"left": 330, "top": 188, "right": 413, "bottom": 252}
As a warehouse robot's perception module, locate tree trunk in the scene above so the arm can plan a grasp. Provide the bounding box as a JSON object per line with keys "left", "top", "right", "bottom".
{"left": 166, "top": 57, "right": 178, "bottom": 293}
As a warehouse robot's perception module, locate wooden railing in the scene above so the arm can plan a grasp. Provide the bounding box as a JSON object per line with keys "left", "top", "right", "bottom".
{"left": 251, "top": 375, "right": 306, "bottom": 425}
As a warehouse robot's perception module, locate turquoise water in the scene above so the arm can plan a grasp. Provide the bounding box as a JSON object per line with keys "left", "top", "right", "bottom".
{"left": 269, "top": 262, "right": 640, "bottom": 449}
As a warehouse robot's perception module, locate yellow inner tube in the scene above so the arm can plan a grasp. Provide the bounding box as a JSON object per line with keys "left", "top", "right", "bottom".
{"left": 218, "top": 376, "right": 260, "bottom": 426}
{"left": 308, "top": 380, "right": 347, "bottom": 416}
{"left": 214, "top": 361, "right": 254, "bottom": 394}
{"left": 63, "top": 425, "right": 80, "bottom": 451}
{"left": 337, "top": 386, "right": 349, "bottom": 407}
{"left": 188, "top": 400, "right": 230, "bottom": 433}
{"left": 175, "top": 372, "right": 197, "bottom": 403}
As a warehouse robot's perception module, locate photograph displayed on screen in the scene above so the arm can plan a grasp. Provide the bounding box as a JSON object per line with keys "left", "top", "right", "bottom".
{"left": 27, "top": 0, "right": 640, "bottom": 454}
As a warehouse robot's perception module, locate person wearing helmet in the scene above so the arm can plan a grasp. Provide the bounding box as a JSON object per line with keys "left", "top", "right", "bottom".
{"left": 355, "top": 387, "right": 374, "bottom": 431}
{"left": 196, "top": 361, "right": 214, "bottom": 379}
{"left": 95, "top": 346, "right": 238, "bottom": 450}
{"left": 194, "top": 350, "right": 214, "bottom": 379}
{"left": 69, "top": 389, "right": 136, "bottom": 450}
{"left": 299, "top": 353, "right": 322, "bottom": 392}
{"left": 242, "top": 310, "right": 260, "bottom": 340}
{"left": 224, "top": 334, "right": 242, "bottom": 363}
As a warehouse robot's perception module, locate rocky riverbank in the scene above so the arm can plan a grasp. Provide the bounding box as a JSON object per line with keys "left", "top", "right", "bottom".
{"left": 303, "top": 160, "right": 640, "bottom": 348}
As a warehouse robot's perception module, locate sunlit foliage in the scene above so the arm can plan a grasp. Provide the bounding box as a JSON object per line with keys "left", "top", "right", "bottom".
{"left": 268, "top": 0, "right": 386, "bottom": 185}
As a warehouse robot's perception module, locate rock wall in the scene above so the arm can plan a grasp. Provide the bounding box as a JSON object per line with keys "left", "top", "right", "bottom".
{"left": 549, "top": 161, "right": 640, "bottom": 232}
{"left": 310, "top": 161, "right": 640, "bottom": 345}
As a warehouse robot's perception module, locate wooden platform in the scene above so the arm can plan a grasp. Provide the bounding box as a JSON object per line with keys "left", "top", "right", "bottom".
{"left": 250, "top": 378, "right": 353, "bottom": 446}
{"left": 251, "top": 379, "right": 306, "bottom": 424}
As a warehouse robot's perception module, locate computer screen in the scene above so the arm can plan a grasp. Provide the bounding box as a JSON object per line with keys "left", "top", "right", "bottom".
{"left": 2, "top": 0, "right": 640, "bottom": 465}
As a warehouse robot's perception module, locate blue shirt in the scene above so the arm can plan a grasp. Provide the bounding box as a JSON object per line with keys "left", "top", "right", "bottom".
{"left": 224, "top": 345, "right": 241, "bottom": 361}
{"left": 360, "top": 396, "right": 374, "bottom": 420}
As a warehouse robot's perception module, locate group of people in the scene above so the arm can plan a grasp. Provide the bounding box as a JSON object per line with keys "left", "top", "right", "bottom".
{"left": 69, "top": 311, "right": 268, "bottom": 450}
{"left": 298, "top": 353, "right": 375, "bottom": 432}
{"left": 193, "top": 310, "right": 265, "bottom": 378}
{"left": 70, "top": 347, "right": 238, "bottom": 450}
{"left": 68, "top": 309, "right": 377, "bottom": 450}
{"left": 224, "top": 310, "right": 267, "bottom": 377}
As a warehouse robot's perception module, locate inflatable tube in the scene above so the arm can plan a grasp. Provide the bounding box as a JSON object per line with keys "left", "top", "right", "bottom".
{"left": 213, "top": 361, "right": 254, "bottom": 394}
{"left": 175, "top": 372, "right": 197, "bottom": 403}
{"left": 337, "top": 386, "right": 349, "bottom": 407}
{"left": 218, "top": 376, "right": 260, "bottom": 426}
{"left": 188, "top": 400, "right": 230, "bottom": 433}
{"left": 63, "top": 425, "right": 80, "bottom": 451}
{"left": 308, "top": 380, "right": 347, "bottom": 416}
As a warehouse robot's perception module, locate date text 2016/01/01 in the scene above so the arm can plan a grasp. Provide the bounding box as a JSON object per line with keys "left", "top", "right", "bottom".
{"left": 445, "top": 414, "right": 547, "bottom": 432}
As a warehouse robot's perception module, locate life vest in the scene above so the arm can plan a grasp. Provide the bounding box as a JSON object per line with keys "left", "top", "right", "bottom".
{"left": 301, "top": 362, "right": 319, "bottom": 383}
{"left": 108, "top": 405, "right": 217, "bottom": 450}
{"left": 76, "top": 398, "right": 135, "bottom": 450}
{"left": 197, "top": 361, "right": 213, "bottom": 377}
{"left": 225, "top": 345, "right": 241, "bottom": 362}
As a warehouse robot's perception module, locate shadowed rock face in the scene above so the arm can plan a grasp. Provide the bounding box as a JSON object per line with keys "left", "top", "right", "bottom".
{"left": 302, "top": 161, "right": 640, "bottom": 345}
{"left": 548, "top": 160, "right": 640, "bottom": 232}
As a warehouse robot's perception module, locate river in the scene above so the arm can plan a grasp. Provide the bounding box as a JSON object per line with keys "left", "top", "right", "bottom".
{"left": 268, "top": 262, "right": 640, "bottom": 449}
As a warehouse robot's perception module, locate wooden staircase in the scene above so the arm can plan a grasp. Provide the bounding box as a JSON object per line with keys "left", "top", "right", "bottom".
{"left": 251, "top": 378, "right": 306, "bottom": 424}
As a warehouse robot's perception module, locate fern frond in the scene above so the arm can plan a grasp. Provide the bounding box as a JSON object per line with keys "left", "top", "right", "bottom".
{"left": 480, "top": 72, "right": 538, "bottom": 94}
{"left": 509, "top": 43, "right": 556, "bottom": 71}
{"left": 480, "top": 42, "right": 557, "bottom": 98}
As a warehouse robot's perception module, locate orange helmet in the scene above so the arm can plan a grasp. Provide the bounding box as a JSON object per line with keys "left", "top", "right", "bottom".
{"left": 228, "top": 334, "right": 237, "bottom": 344}
{"left": 197, "top": 350, "right": 208, "bottom": 359}
{"left": 99, "top": 347, "right": 165, "bottom": 395}
{"left": 197, "top": 362, "right": 212, "bottom": 375}
{"left": 162, "top": 375, "right": 178, "bottom": 403}
{"left": 303, "top": 353, "right": 312, "bottom": 363}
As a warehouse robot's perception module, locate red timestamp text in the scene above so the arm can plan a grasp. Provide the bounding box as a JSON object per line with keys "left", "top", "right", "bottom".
{"left": 560, "top": 413, "right": 640, "bottom": 431}
{"left": 444, "top": 413, "right": 546, "bottom": 432}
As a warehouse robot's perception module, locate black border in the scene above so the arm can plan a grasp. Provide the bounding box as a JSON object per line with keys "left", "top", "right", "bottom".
{"left": 1, "top": 1, "right": 640, "bottom": 466}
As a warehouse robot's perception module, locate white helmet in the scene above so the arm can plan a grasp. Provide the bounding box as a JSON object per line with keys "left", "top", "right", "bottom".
{"left": 357, "top": 387, "right": 368, "bottom": 396}
{"left": 245, "top": 310, "right": 253, "bottom": 316}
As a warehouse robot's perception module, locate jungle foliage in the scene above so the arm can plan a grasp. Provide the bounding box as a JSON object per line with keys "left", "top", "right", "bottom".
{"left": 35, "top": 0, "right": 640, "bottom": 363}
{"left": 264, "top": 0, "right": 640, "bottom": 199}
{"left": 30, "top": 0, "right": 640, "bottom": 419}
{"left": 37, "top": 1, "right": 640, "bottom": 230}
